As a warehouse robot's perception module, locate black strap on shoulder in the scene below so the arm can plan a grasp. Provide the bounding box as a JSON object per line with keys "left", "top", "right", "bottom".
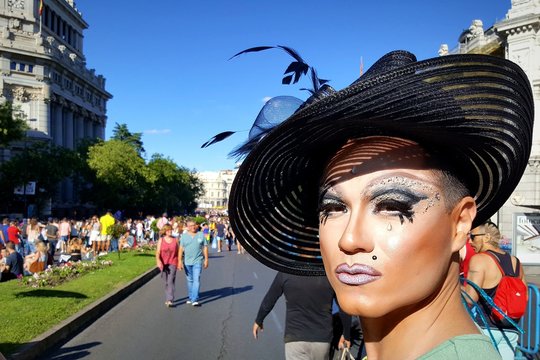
{"left": 486, "top": 250, "right": 519, "bottom": 277}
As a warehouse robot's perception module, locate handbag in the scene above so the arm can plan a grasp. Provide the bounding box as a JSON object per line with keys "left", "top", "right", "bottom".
{"left": 29, "top": 259, "right": 45, "bottom": 273}
{"left": 339, "top": 347, "right": 355, "bottom": 360}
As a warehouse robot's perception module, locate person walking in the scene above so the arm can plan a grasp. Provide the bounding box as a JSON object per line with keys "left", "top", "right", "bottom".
{"left": 156, "top": 224, "right": 179, "bottom": 307}
{"left": 178, "top": 219, "right": 208, "bottom": 307}
{"left": 253, "top": 272, "right": 343, "bottom": 360}
{"left": 463, "top": 221, "right": 527, "bottom": 359}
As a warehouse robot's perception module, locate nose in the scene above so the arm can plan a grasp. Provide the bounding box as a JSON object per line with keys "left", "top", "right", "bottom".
{"left": 338, "top": 211, "right": 374, "bottom": 255}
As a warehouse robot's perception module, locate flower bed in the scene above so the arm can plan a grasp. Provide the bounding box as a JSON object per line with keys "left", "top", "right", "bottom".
{"left": 21, "top": 260, "right": 114, "bottom": 288}
{"left": 136, "top": 243, "right": 157, "bottom": 252}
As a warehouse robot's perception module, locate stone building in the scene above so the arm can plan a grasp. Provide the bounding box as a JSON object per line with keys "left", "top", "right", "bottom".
{"left": 440, "top": 0, "right": 540, "bottom": 263}
{"left": 0, "top": 0, "right": 111, "bottom": 212}
{"left": 196, "top": 169, "right": 237, "bottom": 210}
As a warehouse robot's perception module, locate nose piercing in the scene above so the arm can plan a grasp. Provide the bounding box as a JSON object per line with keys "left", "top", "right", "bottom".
{"left": 372, "top": 255, "right": 378, "bottom": 261}
{"left": 387, "top": 223, "right": 392, "bottom": 231}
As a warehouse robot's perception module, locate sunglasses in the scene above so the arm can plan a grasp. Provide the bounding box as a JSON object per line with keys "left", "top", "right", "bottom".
{"left": 469, "top": 233, "right": 485, "bottom": 239}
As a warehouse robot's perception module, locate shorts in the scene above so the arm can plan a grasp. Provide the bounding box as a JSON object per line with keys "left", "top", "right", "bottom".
{"left": 99, "top": 234, "right": 112, "bottom": 242}
{"left": 89, "top": 230, "right": 100, "bottom": 242}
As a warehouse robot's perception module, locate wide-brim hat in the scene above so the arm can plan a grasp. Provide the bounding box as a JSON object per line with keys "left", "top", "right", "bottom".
{"left": 229, "top": 50, "right": 534, "bottom": 276}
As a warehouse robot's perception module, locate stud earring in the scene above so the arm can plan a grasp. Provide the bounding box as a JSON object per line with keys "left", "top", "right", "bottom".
{"left": 372, "top": 255, "right": 377, "bottom": 261}
{"left": 387, "top": 223, "right": 392, "bottom": 231}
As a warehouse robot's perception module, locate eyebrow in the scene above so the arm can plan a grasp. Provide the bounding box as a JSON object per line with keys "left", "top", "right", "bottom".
{"left": 320, "top": 172, "right": 437, "bottom": 200}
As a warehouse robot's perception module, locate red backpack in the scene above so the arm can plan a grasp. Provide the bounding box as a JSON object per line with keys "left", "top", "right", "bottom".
{"left": 486, "top": 252, "right": 527, "bottom": 323}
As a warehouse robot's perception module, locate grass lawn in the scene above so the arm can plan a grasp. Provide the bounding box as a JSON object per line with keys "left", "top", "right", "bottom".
{"left": 0, "top": 251, "right": 156, "bottom": 356}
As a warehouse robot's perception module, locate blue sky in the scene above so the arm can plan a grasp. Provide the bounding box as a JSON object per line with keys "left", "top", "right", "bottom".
{"left": 76, "top": 0, "right": 510, "bottom": 171}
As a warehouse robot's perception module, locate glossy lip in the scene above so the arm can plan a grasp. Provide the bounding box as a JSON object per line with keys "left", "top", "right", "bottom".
{"left": 335, "top": 263, "right": 382, "bottom": 286}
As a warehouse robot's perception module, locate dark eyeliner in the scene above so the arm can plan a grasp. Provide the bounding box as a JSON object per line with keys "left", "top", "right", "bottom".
{"left": 318, "top": 193, "right": 345, "bottom": 224}
{"left": 370, "top": 187, "right": 428, "bottom": 224}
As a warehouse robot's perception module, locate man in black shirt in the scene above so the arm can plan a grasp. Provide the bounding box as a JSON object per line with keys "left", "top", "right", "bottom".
{"left": 253, "top": 272, "right": 347, "bottom": 360}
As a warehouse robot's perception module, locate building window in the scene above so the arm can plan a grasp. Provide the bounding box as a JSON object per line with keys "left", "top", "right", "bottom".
{"left": 53, "top": 72, "right": 61, "bottom": 84}
{"left": 18, "top": 63, "right": 25, "bottom": 71}
{"left": 10, "top": 61, "right": 16, "bottom": 70}
{"left": 27, "top": 65, "right": 33, "bottom": 73}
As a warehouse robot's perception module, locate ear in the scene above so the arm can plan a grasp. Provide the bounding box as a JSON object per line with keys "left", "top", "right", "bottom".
{"left": 483, "top": 232, "right": 492, "bottom": 244}
{"left": 450, "top": 196, "right": 477, "bottom": 253}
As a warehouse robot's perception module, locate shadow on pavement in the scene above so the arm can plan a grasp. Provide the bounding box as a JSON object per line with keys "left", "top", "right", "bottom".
{"left": 15, "top": 290, "right": 88, "bottom": 299}
{"left": 199, "top": 285, "right": 253, "bottom": 304}
{"left": 0, "top": 342, "right": 23, "bottom": 358}
{"left": 170, "top": 286, "right": 253, "bottom": 307}
{"left": 40, "top": 341, "right": 101, "bottom": 360}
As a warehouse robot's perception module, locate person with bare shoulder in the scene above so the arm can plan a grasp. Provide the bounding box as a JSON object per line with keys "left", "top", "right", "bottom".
{"left": 463, "top": 221, "right": 527, "bottom": 359}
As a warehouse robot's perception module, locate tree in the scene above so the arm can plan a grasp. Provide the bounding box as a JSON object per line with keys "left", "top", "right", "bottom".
{"left": 145, "top": 154, "right": 204, "bottom": 214}
{"left": 0, "top": 101, "right": 28, "bottom": 147}
{"left": 0, "top": 143, "right": 78, "bottom": 216}
{"left": 87, "top": 140, "right": 147, "bottom": 210}
{"left": 111, "top": 122, "right": 145, "bottom": 156}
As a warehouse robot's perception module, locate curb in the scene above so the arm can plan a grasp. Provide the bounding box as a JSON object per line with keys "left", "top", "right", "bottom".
{"left": 8, "top": 267, "right": 160, "bottom": 360}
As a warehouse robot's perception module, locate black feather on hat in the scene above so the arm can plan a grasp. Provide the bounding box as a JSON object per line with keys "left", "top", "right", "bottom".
{"left": 228, "top": 49, "right": 534, "bottom": 276}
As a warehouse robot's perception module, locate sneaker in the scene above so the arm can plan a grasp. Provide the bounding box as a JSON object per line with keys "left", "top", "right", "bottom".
{"left": 192, "top": 301, "right": 200, "bottom": 307}
{"left": 186, "top": 300, "right": 192, "bottom": 304}
{"left": 165, "top": 301, "right": 172, "bottom": 307}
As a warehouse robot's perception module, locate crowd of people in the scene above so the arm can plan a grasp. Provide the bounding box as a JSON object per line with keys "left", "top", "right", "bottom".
{"left": 0, "top": 211, "right": 240, "bottom": 284}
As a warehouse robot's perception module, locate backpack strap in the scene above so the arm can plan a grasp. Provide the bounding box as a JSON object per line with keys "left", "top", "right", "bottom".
{"left": 485, "top": 250, "right": 520, "bottom": 277}
{"left": 484, "top": 251, "right": 505, "bottom": 276}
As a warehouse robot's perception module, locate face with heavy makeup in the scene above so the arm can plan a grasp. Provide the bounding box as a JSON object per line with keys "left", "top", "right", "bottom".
{"left": 318, "top": 136, "right": 476, "bottom": 318}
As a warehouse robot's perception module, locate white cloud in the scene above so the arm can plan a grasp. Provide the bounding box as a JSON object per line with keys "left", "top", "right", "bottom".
{"left": 262, "top": 96, "right": 272, "bottom": 103}
{"left": 144, "top": 129, "right": 171, "bottom": 135}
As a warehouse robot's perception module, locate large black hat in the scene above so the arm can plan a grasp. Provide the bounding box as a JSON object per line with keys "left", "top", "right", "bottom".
{"left": 228, "top": 50, "right": 534, "bottom": 276}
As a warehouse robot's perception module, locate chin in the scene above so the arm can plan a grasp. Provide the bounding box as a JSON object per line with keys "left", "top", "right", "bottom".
{"left": 334, "top": 284, "right": 384, "bottom": 317}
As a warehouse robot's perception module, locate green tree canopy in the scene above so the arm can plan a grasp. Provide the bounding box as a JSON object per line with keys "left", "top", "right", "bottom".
{"left": 111, "top": 122, "right": 145, "bottom": 156}
{"left": 0, "top": 143, "right": 78, "bottom": 214}
{"left": 0, "top": 101, "right": 28, "bottom": 147}
{"left": 87, "top": 139, "right": 147, "bottom": 210}
{"left": 145, "top": 154, "right": 204, "bottom": 214}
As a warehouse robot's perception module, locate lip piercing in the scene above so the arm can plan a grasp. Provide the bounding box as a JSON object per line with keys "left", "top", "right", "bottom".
{"left": 387, "top": 223, "right": 392, "bottom": 231}
{"left": 372, "top": 255, "right": 378, "bottom": 261}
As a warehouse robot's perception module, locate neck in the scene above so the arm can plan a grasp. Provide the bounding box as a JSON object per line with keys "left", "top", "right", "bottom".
{"left": 361, "top": 264, "right": 479, "bottom": 359}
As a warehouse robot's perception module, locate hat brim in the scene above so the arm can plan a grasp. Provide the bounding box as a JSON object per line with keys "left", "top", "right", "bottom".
{"left": 229, "top": 52, "right": 534, "bottom": 276}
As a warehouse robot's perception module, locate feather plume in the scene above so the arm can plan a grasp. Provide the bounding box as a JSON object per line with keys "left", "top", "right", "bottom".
{"left": 229, "top": 45, "right": 327, "bottom": 93}
{"left": 201, "top": 131, "right": 236, "bottom": 148}
{"left": 202, "top": 46, "right": 332, "bottom": 157}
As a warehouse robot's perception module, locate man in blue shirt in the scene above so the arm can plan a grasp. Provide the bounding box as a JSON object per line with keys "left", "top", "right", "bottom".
{"left": 178, "top": 220, "right": 208, "bottom": 306}
{"left": 1, "top": 218, "right": 9, "bottom": 247}
{"left": 0, "top": 242, "right": 23, "bottom": 282}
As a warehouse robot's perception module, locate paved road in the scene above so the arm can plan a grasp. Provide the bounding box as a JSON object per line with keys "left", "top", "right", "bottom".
{"left": 43, "top": 248, "right": 288, "bottom": 360}
{"left": 40, "top": 248, "right": 540, "bottom": 360}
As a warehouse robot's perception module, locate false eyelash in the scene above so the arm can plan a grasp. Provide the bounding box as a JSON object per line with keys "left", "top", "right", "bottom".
{"left": 373, "top": 199, "right": 415, "bottom": 224}
{"left": 318, "top": 198, "right": 346, "bottom": 225}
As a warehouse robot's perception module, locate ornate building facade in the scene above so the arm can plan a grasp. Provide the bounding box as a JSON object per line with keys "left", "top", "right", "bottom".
{"left": 440, "top": 0, "right": 540, "bottom": 263}
{"left": 0, "top": 0, "right": 111, "bottom": 211}
{"left": 196, "top": 169, "right": 237, "bottom": 210}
